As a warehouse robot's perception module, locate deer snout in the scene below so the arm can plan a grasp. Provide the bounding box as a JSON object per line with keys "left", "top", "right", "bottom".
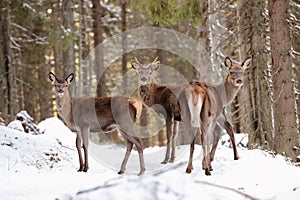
{"left": 57, "top": 89, "right": 64, "bottom": 97}
{"left": 141, "top": 77, "right": 147, "bottom": 82}
{"left": 237, "top": 79, "right": 242, "bottom": 84}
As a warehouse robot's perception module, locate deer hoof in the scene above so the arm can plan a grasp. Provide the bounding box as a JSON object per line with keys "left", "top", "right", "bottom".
{"left": 186, "top": 167, "right": 193, "bottom": 174}
{"left": 118, "top": 170, "right": 124, "bottom": 175}
{"left": 234, "top": 156, "right": 239, "bottom": 160}
{"left": 77, "top": 167, "right": 84, "bottom": 172}
{"left": 83, "top": 167, "right": 88, "bottom": 172}
{"left": 161, "top": 160, "right": 168, "bottom": 164}
{"left": 205, "top": 169, "right": 211, "bottom": 176}
{"left": 138, "top": 169, "right": 145, "bottom": 176}
{"left": 169, "top": 158, "right": 175, "bottom": 163}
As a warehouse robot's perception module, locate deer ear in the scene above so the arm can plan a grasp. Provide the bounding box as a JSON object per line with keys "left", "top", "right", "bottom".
{"left": 49, "top": 72, "right": 56, "bottom": 83}
{"left": 151, "top": 61, "right": 160, "bottom": 71}
{"left": 131, "top": 60, "right": 140, "bottom": 70}
{"left": 224, "top": 57, "right": 232, "bottom": 68}
{"left": 242, "top": 57, "right": 252, "bottom": 69}
{"left": 65, "top": 73, "right": 74, "bottom": 84}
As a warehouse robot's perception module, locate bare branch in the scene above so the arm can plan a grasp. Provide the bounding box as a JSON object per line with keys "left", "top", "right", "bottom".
{"left": 194, "top": 180, "right": 261, "bottom": 200}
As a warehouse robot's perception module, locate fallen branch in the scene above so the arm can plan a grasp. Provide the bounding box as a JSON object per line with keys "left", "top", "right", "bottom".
{"left": 76, "top": 176, "right": 123, "bottom": 195}
{"left": 194, "top": 180, "right": 261, "bottom": 200}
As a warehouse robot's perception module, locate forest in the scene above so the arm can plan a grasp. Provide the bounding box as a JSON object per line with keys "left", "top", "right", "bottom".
{"left": 0, "top": 0, "right": 300, "bottom": 162}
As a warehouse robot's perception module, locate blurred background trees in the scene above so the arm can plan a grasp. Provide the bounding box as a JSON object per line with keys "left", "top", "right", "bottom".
{"left": 0, "top": 0, "right": 299, "bottom": 160}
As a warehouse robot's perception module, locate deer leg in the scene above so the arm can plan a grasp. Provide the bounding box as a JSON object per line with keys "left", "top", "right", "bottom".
{"left": 161, "top": 117, "right": 173, "bottom": 164}
{"left": 224, "top": 120, "right": 239, "bottom": 160}
{"left": 82, "top": 127, "right": 90, "bottom": 172}
{"left": 118, "top": 139, "right": 133, "bottom": 175}
{"left": 76, "top": 134, "right": 84, "bottom": 172}
{"left": 130, "top": 136, "right": 145, "bottom": 175}
{"left": 137, "top": 142, "right": 146, "bottom": 176}
{"left": 186, "top": 135, "right": 196, "bottom": 174}
{"left": 169, "top": 120, "right": 179, "bottom": 163}
{"left": 209, "top": 124, "right": 222, "bottom": 170}
{"left": 201, "top": 124, "right": 212, "bottom": 176}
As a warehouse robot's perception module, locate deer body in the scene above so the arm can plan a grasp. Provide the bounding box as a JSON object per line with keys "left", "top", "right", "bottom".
{"left": 140, "top": 83, "right": 182, "bottom": 163}
{"left": 184, "top": 57, "right": 251, "bottom": 175}
{"left": 132, "top": 58, "right": 183, "bottom": 164}
{"left": 50, "top": 72, "right": 145, "bottom": 175}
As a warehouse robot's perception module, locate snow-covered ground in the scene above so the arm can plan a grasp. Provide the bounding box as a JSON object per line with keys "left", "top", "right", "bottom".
{"left": 1, "top": 117, "right": 300, "bottom": 200}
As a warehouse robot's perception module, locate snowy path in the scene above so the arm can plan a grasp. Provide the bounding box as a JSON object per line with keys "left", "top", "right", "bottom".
{"left": 1, "top": 117, "right": 300, "bottom": 200}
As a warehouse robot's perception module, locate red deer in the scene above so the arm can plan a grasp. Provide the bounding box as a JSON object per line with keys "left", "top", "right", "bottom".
{"left": 49, "top": 72, "right": 145, "bottom": 175}
{"left": 131, "top": 57, "right": 182, "bottom": 164}
{"left": 131, "top": 57, "right": 240, "bottom": 166}
{"left": 183, "top": 56, "right": 251, "bottom": 175}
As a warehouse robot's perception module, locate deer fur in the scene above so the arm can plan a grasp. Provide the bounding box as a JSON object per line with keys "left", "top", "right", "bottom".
{"left": 131, "top": 57, "right": 240, "bottom": 166}
{"left": 49, "top": 72, "right": 145, "bottom": 175}
{"left": 132, "top": 57, "right": 183, "bottom": 164}
{"left": 183, "top": 56, "right": 251, "bottom": 175}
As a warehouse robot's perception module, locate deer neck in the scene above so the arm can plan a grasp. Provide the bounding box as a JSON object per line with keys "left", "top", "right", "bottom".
{"left": 56, "top": 90, "right": 73, "bottom": 120}
{"left": 139, "top": 83, "right": 156, "bottom": 107}
{"left": 223, "top": 76, "right": 241, "bottom": 105}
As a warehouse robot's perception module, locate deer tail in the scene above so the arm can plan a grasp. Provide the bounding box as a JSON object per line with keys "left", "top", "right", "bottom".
{"left": 129, "top": 97, "right": 143, "bottom": 120}
{"left": 185, "top": 83, "right": 205, "bottom": 128}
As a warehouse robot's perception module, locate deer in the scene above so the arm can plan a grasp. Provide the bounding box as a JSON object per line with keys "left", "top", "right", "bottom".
{"left": 131, "top": 57, "right": 240, "bottom": 166}
{"left": 183, "top": 56, "right": 251, "bottom": 175}
{"left": 49, "top": 72, "right": 146, "bottom": 175}
{"left": 131, "top": 57, "right": 182, "bottom": 164}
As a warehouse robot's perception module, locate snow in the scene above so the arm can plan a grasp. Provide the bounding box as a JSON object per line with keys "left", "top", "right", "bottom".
{"left": 1, "top": 117, "right": 300, "bottom": 200}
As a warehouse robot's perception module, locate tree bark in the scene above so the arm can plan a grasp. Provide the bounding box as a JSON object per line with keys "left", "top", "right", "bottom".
{"left": 248, "top": 0, "right": 274, "bottom": 150}
{"left": 0, "top": 0, "right": 15, "bottom": 121}
{"left": 269, "top": 0, "right": 298, "bottom": 160}
{"left": 92, "top": 0, "right": 106, "bottom": 97}
{"left": 62, "top": 0, "right": 75, "bottom": 90}
{"left": 236, "top": 0, "right": 255, "bottom": 135}
{"left": 121, "top": 0, "right": 127, "bottom": 93}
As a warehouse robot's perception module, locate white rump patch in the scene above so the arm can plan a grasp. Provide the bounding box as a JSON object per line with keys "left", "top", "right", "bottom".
{"left": 188, "top": 94, "right": 202, "bottom": 127}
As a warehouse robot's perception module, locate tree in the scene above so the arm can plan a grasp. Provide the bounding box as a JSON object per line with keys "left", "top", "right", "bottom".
{"left": 249, "top": 0, "right": 273, "bottom": 150}
{"left": 92, "top": 0, "right": 106, "bottom": 97}
{"left": 236, "top": 0, "right": 274, "bottom": 150}
{"left": 0, "top": 0, "right": 15, "bottom": 121}
{"left": 269, "top": 0, "right": 298, "bottom": 160}
{"left": 62, "top": 0, "right": 75, "bottom": 78}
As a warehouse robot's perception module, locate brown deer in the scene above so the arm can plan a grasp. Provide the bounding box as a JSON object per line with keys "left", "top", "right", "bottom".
{"left": 49, "top": 72, "right": 146, "bottom": 175}
{"left": 131, "top": 57, "right": 182, "bottom": 164}
{"left": 183, "top": 56, "right": 251, "bottom": 175}
{"left": 131, "top": 57, "right": 240, "bottom": 166}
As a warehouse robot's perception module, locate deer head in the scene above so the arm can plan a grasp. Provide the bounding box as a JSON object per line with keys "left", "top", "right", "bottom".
{"left": 131, "top": 57, "right": 160, "bottom": 85}
{"left": 49, "top": 72, "right": 74, "bottom": 97}
{"left": 224, "top": 57, "right": 251, "bottom": 87}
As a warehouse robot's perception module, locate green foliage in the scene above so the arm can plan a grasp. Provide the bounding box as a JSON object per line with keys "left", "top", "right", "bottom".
{"left": 132, "top": 0, "right": 203, "bottom": 26}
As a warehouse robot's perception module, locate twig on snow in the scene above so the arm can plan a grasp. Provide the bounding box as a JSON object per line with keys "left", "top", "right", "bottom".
{"left": 194, "top": 180, "right": 261, "bottom": 200}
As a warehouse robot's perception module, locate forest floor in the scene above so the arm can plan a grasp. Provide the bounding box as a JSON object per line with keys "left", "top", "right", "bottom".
{"left": 1, "top": 117, "right": 300, "bottom": 200}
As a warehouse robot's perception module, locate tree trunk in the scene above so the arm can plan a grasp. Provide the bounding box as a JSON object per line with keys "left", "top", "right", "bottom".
{"left": 121, "top": 0, "right": 127, "bottom": 93}
{"left": 92, "top": 0, "right": 106, "bottom": 97}
{"left": 62, "top": 0, "right": 75, "bottom": 90}
{"left": 197, "top": 1, "right": 209, "bottom": 82}
{"left": 248, "top": 0, "right": 274, "bottom": 150}
{"left": 51, "top": 1, "right": 63, "bottom": 75}
{"left": 269, "top": 0, "right": 298, "bottom": 160}
{"left": 0, "top": 0, "right": 15, "bottom": 121}
{"left": 236, "top": 0, "right": 255, "bottom": 135}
